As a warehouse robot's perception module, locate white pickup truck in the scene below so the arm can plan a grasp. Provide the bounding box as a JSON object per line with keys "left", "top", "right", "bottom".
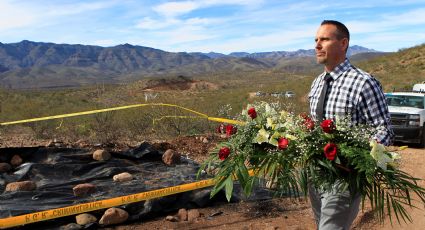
{"left": 385, "top": 83, "right": 425, "bottom": 147}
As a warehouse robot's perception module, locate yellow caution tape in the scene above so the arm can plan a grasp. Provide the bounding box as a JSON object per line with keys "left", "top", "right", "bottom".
{"left": 0, "top": 169, "right": 256, "bottom": 229}
{"left": 398, "top": 145, "right": 408, "bottom": 150}
{"left": 0, "top": 103, "right": 245, "bottom": 126}
{"left": 0, "top": 178, "right": 215, "bottom": 228}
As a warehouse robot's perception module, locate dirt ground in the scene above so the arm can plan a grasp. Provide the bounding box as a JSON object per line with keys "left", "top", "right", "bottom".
{"left": 1, "top": 134, "right": 424, "bottom": 230}
{"left": 109, "top": 136, "right": 425, "bottom": 230}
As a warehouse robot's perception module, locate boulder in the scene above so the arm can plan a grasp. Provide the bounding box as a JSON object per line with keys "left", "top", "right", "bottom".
{"left": 165, "top": 215, "right": 179, "bottom": 222}
{"left": 46, "top": 139, "right": 64, "bottom": 147}
{"left": 202, "top": 137, "right": 209, "bottom": 143}
{"left": 92, "top": 149, "right": 111, "bottom": 161}
{"left": 113, "top": 172, "right": 133, "bottom": 182}
{"left": 162, "top": 149, "right": 181, "bottom": 166}
{"left": 5, "top": 181, "right": 37, "bottom": 192}
{"left": 187, "top": 209, "right": 200, "bottom": 222}
{"left": 0, "top": 163, "right": 12, "bottom": 173}
{"left": 10, "top": 155, "right": 23, "bottom": 167}
{"left": 99, "top": 208, "right": 129, "bottom": 225}
{"left": 75, "top": 213, "right": 97, "bottom": 225}
{"left": 177, "top": 208, "right": 188, "bottom": 221}
{"left": 73, "top": 183, "right": 96, "bottom": 197}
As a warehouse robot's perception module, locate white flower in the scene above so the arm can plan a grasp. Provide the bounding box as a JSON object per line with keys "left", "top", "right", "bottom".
{"left": 369, "top": 140, "right": 393, "bottom": 170}
{"left": 285, "top": 134, "right": 298, "bottom": 140}
{"left": 254, "top": 128, "right": 270, "bottom": 144}
{"left": 269, "top": 131, "right": 282, "bottom": 146}
{"left": 266, "top": 117, "right": 275, "bottom": 129}
{"left": 335, "top": 116, "right": 348, "bottom": 131}
{"left": 265, "top": 103, "right": 275, "bottom": 116}
{"left": 388, "top": 152, "right": 401, "bottom": 168}
{"left": 280, "top": 111, "right": 289, "bottom": 120}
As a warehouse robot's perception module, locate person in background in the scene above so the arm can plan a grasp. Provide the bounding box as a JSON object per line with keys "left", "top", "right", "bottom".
{"left": 308, "top": 20, "right": 394, "bottom": 229}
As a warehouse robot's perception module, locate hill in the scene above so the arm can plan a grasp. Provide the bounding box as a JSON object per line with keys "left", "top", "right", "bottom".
{"left": 356, "top": 44, "right": 425, "bottom": 90}
{"left": 0, "top": 41, "right": 383, "bottom": 89}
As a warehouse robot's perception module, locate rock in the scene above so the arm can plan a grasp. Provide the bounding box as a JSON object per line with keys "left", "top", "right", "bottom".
{"left": 10, "top": 155, "right": 23, "bottom": 167}
{"left": 73, "top": 183, "right": 96, "bottom": 197}
{"left": 187, "top": 209, "right": 200, "bottom": 222}
{"left": 165, "top": 215, "right": 179, "bottom": 222}
{"left": 75, "top": 213, "right": 97, "bottom": 225}
{"left": 46, "top": 139, "right": 64, "bottom": 147}
{"left": 99, "top": 208, "right": 129, "bottom": 226}
{"left": 162, "top": 149, "right": 181, "bottom": 166}
{"left": 75, "top": 139, "right": 89, "bottom": 148}
{"left": 5, "top": 181, "right": 36, "bottom": 192}
{"left": 113, "top": 172, "right": 133, "bottom": 182}
{"left": 202, "top": 137, "right": 209, "bottom": 143}
{"left": 92, "top": 149, "right": 111, "bottom": 161}
{"left": 177, "top": 208, "right": 188, "bottom": 221}
{"left": 60, "top": 223, "right": 82, "bottom": 230}
{"left": 0, "top": 163, "right": 12, "bottom": 173}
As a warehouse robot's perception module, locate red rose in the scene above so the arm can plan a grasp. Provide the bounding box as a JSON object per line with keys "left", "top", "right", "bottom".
{"left": 247, "top": 107, "right": 257, "bottom": 119}
{"left": 277, "top": 137, "right": 289, "bottom": 150}
{"left": 323, "top": 143, "right": 337, "bottom": 161}
{"left": 218, "top": 147, "right": 231, "bottom": 160}
{"left": 320, "top": 119, "right": 335, "bottom": 133}
{"left": 216, "top": 123, "right": 225, "bottom": 134}
{"left": 225, "top": 124, "right": 237, "bottom": 137}
{"left": 304, "top": 117, "right": 315, "bottom": 130}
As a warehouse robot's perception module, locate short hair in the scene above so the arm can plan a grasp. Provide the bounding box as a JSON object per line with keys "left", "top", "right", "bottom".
{"left": 321, "top": 20, "right": 350, "bottom": 41}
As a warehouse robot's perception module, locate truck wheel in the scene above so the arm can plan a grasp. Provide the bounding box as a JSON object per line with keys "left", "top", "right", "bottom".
{"left": 421, "top": 125, "right": 425, "bottom": 148}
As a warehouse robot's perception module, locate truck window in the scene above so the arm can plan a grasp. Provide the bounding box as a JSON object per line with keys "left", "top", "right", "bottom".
{"left": 385, "top": 95, "right": 424, "bottom": 109}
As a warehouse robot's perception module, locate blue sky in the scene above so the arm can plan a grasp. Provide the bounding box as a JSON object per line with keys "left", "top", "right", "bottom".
{"left": 1, "top": 0, "right": 425, "bottom": 54}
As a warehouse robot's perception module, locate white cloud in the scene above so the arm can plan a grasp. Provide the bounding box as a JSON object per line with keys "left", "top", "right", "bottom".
{"left": 0, "top": 0, "right": 120, "bottom": 32}
{"left": 1, "top": 0, "right": 424, "bottom": 54}
{"left": 346, "top": 8, "right": 425, "bottom": 35}
{"left": 382, "top": 8, "right": 425, "bottom": 26}
{"left": 152, "top": 0, "right": 263, "bottom": 18}
{"left": 45, "top": 0, "right": 119, "bottom": 17}
{"left": 135, "top": 17, "right": 179, "bottom": 29}
{"left": 153, "top": 1, "right": 200, "bottom": 18}
{"left": 154, "top": 25, "right": 219, "bottom": 45}
{"left": 0, "top": 1, "right": 39, "bottom": 30}
{"left": 357, "top": 32, "right": 425, "bottom": 51}
{"left": 166, "top": 24, "right": 317, "bottom": 53}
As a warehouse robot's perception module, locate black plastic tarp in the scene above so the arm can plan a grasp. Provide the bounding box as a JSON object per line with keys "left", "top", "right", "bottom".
{"left": 0, "top": 143, "right": 272, "bottom": 229}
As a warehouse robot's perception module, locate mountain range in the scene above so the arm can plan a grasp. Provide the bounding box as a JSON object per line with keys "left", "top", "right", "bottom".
{"left": 0, "top": 40, "right": 384, "bottom": 89}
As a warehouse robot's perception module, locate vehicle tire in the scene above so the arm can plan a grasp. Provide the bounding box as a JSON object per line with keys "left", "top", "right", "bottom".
{"left": 420, "top": 125, "right": 425, "bottom": 148}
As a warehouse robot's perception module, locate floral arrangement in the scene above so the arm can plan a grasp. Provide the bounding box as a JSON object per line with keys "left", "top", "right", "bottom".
{"left": 199, "top": 101, "right": 425, "bottom": 223}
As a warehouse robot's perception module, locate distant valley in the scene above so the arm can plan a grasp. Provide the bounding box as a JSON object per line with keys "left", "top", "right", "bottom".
{"left": 0, "top": 40, "right": 385, "bottom": 89}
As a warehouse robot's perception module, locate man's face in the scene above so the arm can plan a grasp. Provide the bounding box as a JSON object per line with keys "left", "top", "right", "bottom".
{"left": 315, "top": 24, "right": 347, "bottom": 69}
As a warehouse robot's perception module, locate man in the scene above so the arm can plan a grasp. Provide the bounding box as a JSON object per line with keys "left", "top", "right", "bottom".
{"left": 308, "top": 20, "right": 394, "bottom": 229}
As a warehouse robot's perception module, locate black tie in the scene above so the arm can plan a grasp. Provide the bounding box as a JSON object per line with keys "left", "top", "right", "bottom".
{"left": 316, "top": 73, "right": 332, "bottom": 121}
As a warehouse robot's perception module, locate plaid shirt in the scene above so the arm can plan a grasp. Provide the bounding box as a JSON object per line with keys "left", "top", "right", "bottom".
{"left": 309, "top": 58, "right": 394, "bottom": 145}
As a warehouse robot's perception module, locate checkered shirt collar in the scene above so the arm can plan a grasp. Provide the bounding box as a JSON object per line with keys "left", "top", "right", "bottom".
{"left": 320, "top": 58, "right": 351, "bottom": 81}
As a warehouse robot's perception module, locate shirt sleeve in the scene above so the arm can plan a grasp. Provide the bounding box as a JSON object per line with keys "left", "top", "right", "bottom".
{"left": 358, "top": 78, "right": 394, "bottom": 146}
